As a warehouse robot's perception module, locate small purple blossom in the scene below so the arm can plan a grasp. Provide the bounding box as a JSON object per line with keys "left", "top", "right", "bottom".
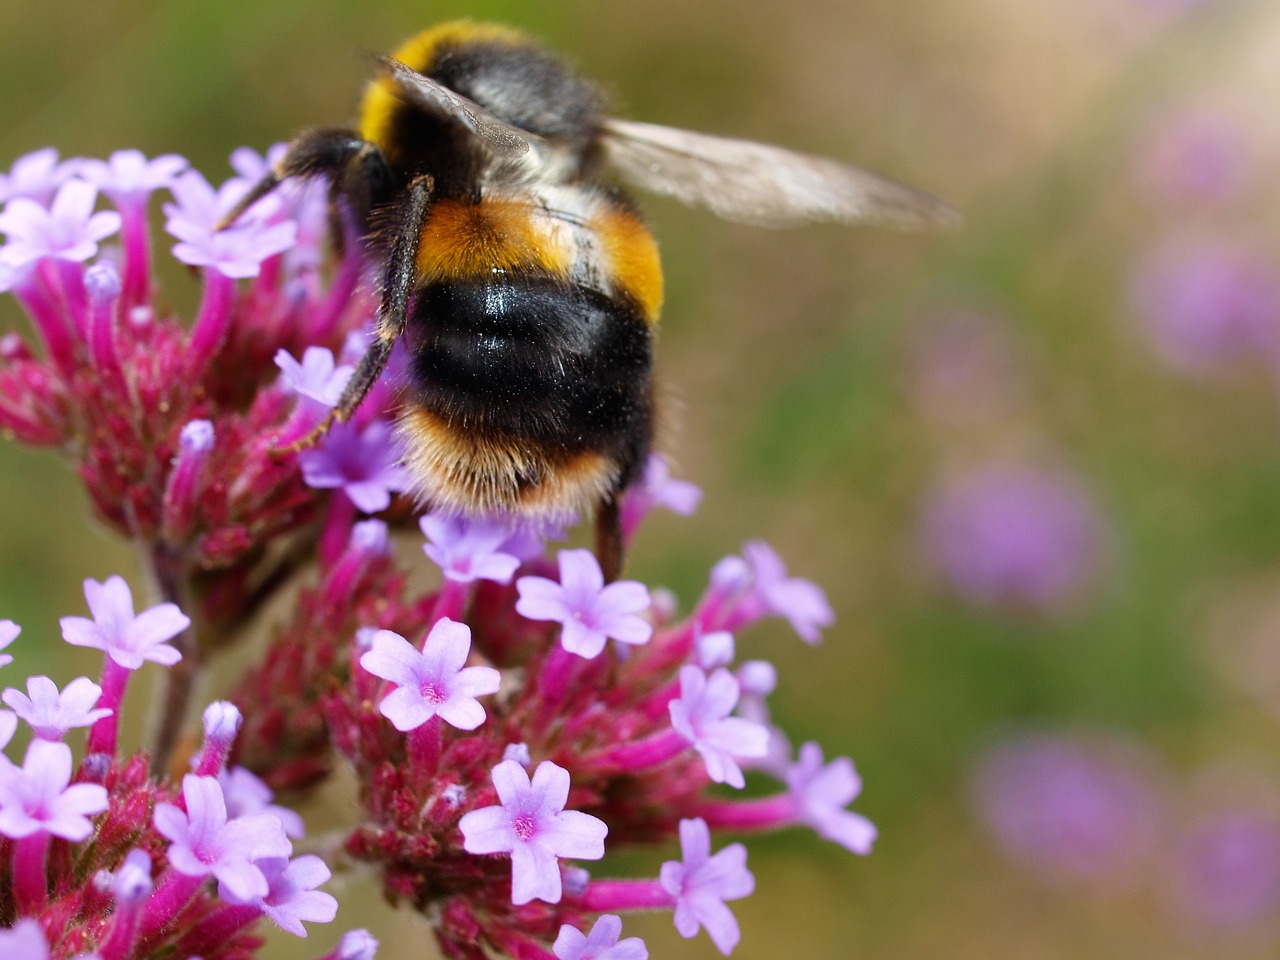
{"left": 334, "top": 930, "right": 379, "bottom": 960}
{"left": 0, "top": 740, "right": 109, "bottom": 840}
{"left": 0, "top": 148, "right": 78, "bottom": 205}
{"left": 0, "top": 179, "right": 121, "bottom": 268}
{"left": 420, "top": 513, "right": 524, "bottom": 584}
{"left": 79, "top": 149, "right": 187, "bottom": 203}
{"left": 299, "top": 420, "right": 411, "bottom": 513}
{"left": 696, "top": 631, "right": 735, "bottom": 670}
{"left": 251, "top": 854, "right": 339, "bottom": 937}
{"left": 275, "top": 346, "right": 354, "bottom": 408}
{"left": 59, "top": 575, "right": 190, "bottom": 669}
{"left": 669, "top": 666, "right": 769, "bottom": 789}
{"left": 920, "top": 463, "right": 1106, "bottom": 613}
{"left": 180, "top": 418, "right": 215, "bottom": 454}
{"left": 220, "top": 766, "right": 306, "bottom": 838}
{"left": 0, "top": 618, "right": 18, "bottom": 668}
{"left": 359, "top": 619, "right": 501, "bottom": 732}
{"left": 2, "top": 676, "right": 111, "bottom": 741}
{"left": 516, "top": 549, "right": 652, "bottom": 659}
{"left": 0, "top": 710, "right": 17, "bottom": 751}
{"left": 785, "top": 742, "right": 876, "bottom": 854}
{"left": 1129, "top": 235, "right": 1280, "bottom": 375}
{"left": 740, "top": 541, "right": 834, "bottom": 645}
{"left": 349, "top": 519, "right": 390, "bottom": 556}
{"left": 154, "top": 774, "right": 293, "bottom": 901}
{"left": 659, "top": 818, "right": 754, "bottom": 956}
{"left": 0, "top": 919, "right": 50, "bottom": 960}
{"left": 906, "top": 309, "right": 1027, "bottom": 424}
{"left": 459, "top": 759, "right": 608, "bottom": 905}
{"left": 164, "top": 169, "right": 295, "bottom": 278}
{"left": 553, "top": 915, "right": 648, "bottom": 960}
{"left": 620, "top": 455, "right": 702, "bottom": 537}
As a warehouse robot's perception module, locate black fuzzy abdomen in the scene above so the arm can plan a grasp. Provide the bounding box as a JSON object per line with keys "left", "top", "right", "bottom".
{"left": 408, "top": 277, "right": 653, "bottom": 486}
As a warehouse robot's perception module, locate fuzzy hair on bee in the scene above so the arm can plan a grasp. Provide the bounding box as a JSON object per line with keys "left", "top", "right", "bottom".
{"left": 222, "top": 19, "right": 955, "bottom": 580}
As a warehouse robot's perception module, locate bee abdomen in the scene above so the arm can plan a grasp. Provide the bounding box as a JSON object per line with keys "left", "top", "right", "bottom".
{"left": 398, "top": 277, "right": 653, "bottom": 517}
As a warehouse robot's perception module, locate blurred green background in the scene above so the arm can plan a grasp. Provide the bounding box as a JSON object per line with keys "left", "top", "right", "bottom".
{"left": 6, "top": 0, "right": 1280, "bottom": 957}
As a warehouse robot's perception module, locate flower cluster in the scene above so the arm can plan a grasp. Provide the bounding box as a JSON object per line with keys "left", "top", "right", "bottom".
{"left": 0, "top": 579, "right": 359, "bottom": 960}
{"left": 0, "top": 145, "right": 873, "bottom": 959}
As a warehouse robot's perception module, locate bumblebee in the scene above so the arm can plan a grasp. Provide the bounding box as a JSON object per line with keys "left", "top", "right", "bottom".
{"left": 226, "top": 20, "right": 954, "bottom": 579}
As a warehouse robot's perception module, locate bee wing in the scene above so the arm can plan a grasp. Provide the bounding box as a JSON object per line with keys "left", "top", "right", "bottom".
{"left": 376, "top": 56, "right": 545, "bottom": 160}
{"left": 601, "top": 117, "right": 957, "bottom": 229}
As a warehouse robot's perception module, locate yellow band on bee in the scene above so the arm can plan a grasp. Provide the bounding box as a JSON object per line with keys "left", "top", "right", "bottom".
{"left": 359, "top": 20, "right": 530, "bottom": 150}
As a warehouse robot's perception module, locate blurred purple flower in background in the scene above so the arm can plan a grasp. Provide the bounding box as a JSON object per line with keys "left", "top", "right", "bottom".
{"left": 920, "top": 462, "right": 1107, "bottom": 613}
{"left": 972, "top": 732, "right": 1165, "bottom": 885}
{"left": 1132, "top": 103, "right": 1253, "bottom": 208}
{"left": 1129, "top": 235, "right": 1280, "bottom": 376}
{"left": 1166, "top": 810, "right": 1280, "bottom": 930}
{"left": 905, "top": 309, "right": 1027, "bottom": 425}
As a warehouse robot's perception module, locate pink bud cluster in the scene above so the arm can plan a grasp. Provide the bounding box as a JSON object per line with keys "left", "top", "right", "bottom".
{"left": 0, "top": 146, "right": 873, "bottom": 960}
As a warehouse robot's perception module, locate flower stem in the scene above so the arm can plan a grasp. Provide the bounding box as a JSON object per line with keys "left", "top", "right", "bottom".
{"left": 146, "top": 542, "right": 198, "bottom": 776}
{"left": 87, "top": 657, "right": 130, "bottom": 756}
{"left": 12, "top": 833, "right": 50, "bottom": 913}
{"left": 577, "top": 878, "right": 674, "bottom": 912}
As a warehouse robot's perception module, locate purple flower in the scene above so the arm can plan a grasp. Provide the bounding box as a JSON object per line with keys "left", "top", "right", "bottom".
{"left": 620, "top": 455, "right": 702, "bottom": 537}
{"left": 785, "top": 742, "right": 876, "bottom": 854}
{"left": 906, "top": 309, "right": 1027, "bottom": 424}
{"left": 515, "top": 549, "right": 652, "bottom": 659}
{"left": 669, "top": 666, "right": 769, "bottom": 789}
{"left": 1133, "top": 104, "right": 1252, "bottom": 208}
{"left": 1129, "top": 235, "right": 1280, "bottom": 375}
{"left": 459, "top": 759, "right": 608, "bottom": 905}
{"left": 164, "top": 169, "right": 295, "bottom": 278}
{"left": 2, "top": 676, "right": 111, "bottom": 741}
{"left": 250, "top": 854, "right": 339, "bottom": 937}
{"left": 0, "top": 148, "right": 78, "bottom": 205}
{"left": 420, "top": 512, "right": 524, "bottom": 584}
{"left": 59, "top": 575, "right": 190, "bottom": 669}
{"left": 79, "top": 149, "right": 187, "bottom": 203}
{"left": 0, "top": 919, "right": 50, "bottom": 960}
{"left": 695, "top": 630, "right": 735, "bottom": 670}
{"left": 1168, "top": 811, "right": 1280, "bottom": 929}
{"left": 334, "top": 930, "right": 379, "bottom": 960}
{"left": 275, "top": 346, "right": 354, "bottom": 408}
{"left": 0, "top": 618, "right": 18, "bottom": 669}
{"left": 359, "top": 619, "right": 501, "bottom": 732}
{"left": 220, "top": 766, "right": 306, "bottom": 838}
{"left": 154, "top": 774, "right": 293, "bottom": 901}
{"left": 920, "top": 463, "right": 1105, "bottom": 612}
{"left": 0, "top": 710, "right": 17, "bottom": 752}
{"left": 659, "top": 818, "right": 754, "bottom": 956}
{"left": 0, "top": 740, "right": 109, "bottom": 840}
{"left": 0, "top": 179, "right": 121, "bottom": 268}
{"left": 553, "top": 915, "right": 648, "bottom": 960}
{"left": 180, "top": 418, "right": 215, "bottom": 453}
{"left": 299, "top": 420, "right": 411, "bottom": 513}
{"left": 740, "top": 542, "right": 834, "bottom": 645}
{"left": 972, "top": 732, "right": 1163, "bottom": 884}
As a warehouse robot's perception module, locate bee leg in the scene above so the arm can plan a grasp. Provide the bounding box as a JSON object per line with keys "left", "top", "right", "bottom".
{"left": 273, "top": 173, "right": 436, "bottom": 456}
{"left": 215, "top": 129, "right": 378, "bottom": 231}
{"left": 595, "top": 494, "right": 625, "bottom": 583}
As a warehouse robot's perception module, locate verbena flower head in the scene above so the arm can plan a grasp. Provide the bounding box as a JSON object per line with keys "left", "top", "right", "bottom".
{"left": 920, "top": 462, "right": 1106, "bottom": 613}
{"left": 0, "top": 144, "right": 868, "bottom": 960}
{"left": 1129, "top": 234, "right": 1280, "bottom": 376}
{"left": 1167, "top": 809, "right": 1280, "bottom": 930}
{"left": 972, "top": 731, "right": 1165, "bottom": 885}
